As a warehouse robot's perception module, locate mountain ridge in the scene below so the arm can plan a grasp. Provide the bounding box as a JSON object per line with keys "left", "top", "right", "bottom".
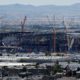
{"left": 0, "top": 3, "right": 80, "bottom": 18}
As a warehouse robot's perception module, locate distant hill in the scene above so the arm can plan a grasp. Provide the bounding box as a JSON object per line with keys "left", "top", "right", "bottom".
{"left": 0, "top": 3, "right": 80, "bottom": 19}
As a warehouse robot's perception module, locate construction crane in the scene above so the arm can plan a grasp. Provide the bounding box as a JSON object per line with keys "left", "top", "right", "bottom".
{"left": 63, "top": 18, "right": 69, "bottom": 52}
{"left": 47, "top": 16, "right": 56, "bottom": 52}
{"left": 53, "top": 16, "right": 56, "bottom": 52}
{"left": 21, "top": 16, "right": 27, "bottom": 32}
{"left": 63, "top": 17, "right": 74, "bottom": 52}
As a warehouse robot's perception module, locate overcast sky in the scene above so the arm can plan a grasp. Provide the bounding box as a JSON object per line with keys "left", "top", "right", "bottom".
{"left": 0, "top": 0, "right": 80, "bottom": 5}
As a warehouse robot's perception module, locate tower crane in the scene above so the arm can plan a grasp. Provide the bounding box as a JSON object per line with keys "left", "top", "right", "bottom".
{"left": 21, "top": 16, "right": 27, "bottom": 32}
{"left": 63, "top": 17, "right": 74, "bottom": 52}
{"left": 47, "top": 16, "right": 56, "bottom": 52}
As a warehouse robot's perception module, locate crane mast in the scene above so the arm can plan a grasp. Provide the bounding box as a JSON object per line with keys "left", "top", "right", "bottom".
{"left": 63, "top": 18, "right": 70, "bottom": 52}
{"left": 47, "top": 16, "right": 56, "bottom": 52}
{"left": 21, "top": 16, "right": 27, "bottom": 32}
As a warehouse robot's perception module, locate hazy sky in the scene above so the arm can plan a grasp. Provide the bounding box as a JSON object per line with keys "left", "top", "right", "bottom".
{"left": 0, "top": 0, "right": 80, "bottom": 5}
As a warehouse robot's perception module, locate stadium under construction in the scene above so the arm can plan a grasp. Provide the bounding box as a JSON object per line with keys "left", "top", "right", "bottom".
{"left": 0, "top": 30, "right": 80, "bottom": 53}
{"left": 0, "top": 16, "right": 80, "bottom": 54}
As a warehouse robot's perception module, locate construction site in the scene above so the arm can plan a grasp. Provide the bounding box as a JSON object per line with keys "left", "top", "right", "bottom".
{"left": 0, "top": 16, "right": 80, "bottom": 53}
